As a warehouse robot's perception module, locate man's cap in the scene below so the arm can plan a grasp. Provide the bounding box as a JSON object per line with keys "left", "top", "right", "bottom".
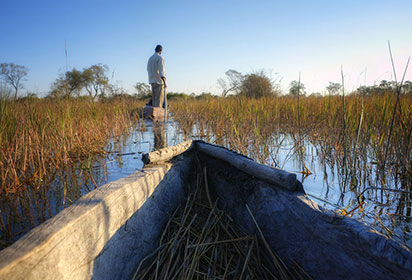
{"left": 155, "top": 45, "right": 162, "bottom": 52}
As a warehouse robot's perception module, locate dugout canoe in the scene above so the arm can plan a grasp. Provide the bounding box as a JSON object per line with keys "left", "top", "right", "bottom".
{"left": 0, "top": 140, "right": 411, "bottom": 280}
{"left": 142, "top": 106, "right": 165, "bottom": 121}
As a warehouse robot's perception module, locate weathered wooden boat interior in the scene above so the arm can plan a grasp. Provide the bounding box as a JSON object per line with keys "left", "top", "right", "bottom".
{"left": 0, "top": 141, "right": 411, "bottom": 280}
{"left": 97, "top": 141, "right": 412, "bottom": 279}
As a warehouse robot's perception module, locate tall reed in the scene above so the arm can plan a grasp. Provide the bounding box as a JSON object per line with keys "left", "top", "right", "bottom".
{"left": 170, "top": 94, "right": 412, "bottom": 244}
{"left": 0, "top": 95, "right": 144, "bottom": 247}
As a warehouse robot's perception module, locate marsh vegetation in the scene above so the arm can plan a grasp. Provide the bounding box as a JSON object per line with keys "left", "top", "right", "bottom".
{"left": 170, "top": 92, "right": 412, "bottom": 247}
{"left": 1, "top": 63, "right": 411, "bottom": 251}
{"left": 0, "top": 90, "right": 145, "bottom": 248}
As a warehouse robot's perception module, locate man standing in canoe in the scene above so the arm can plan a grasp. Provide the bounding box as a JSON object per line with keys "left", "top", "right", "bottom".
{"left": 147, "top": 45, "right": 166, "bottom": 107}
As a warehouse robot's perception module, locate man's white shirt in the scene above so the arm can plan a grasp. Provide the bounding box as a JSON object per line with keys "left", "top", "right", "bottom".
{"left": 147, "top": 53, "right": 165, "bottom": 85}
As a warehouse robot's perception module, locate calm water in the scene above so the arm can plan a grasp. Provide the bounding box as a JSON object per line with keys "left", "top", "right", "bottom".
{"left": 1, "top": 118, "right": 410, "bottom": 249}
{"left": 0, "top": 119, "right": 184, "bottom": 247}
{"left": 270, "top": 135, "right": 411, "bottom": 248}
{"left": 92, "top": 120, "right": 183, "bottom": 185}
{"left": 187, "top": 123, "right": 411, "bottom": 249}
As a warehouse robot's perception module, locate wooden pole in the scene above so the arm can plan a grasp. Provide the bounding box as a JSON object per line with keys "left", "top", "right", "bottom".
{"left": 164, "top": 86, "right": 168, "bottom": 123}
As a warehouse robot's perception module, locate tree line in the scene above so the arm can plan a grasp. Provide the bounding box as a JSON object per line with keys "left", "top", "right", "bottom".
{"left": 50, "top": 64, "right": 110, "bottom": 100}
{"left": 2, "top": 62, "right": 411, "bottom": 100}
{"left": 216, "top": 69, "right": 412, "bottom": 98}
{"left": 0, "top": 63, "right": 29, "bottom": 98}
{"left": 0, "top": 63, "right": 126, "bottom": 100}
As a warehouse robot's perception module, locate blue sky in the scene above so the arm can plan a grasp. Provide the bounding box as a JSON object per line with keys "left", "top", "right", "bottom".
{"left": 1, "top": 0, "right": 411, "bottom": 96}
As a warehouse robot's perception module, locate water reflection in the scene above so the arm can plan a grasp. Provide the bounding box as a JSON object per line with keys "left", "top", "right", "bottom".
{"left": 1, "top": 118, "right": 410, "bottom": 250}
{"left": 0, "top": 119, "right": 183, "bottom": 249}
{"left": 182, "top": 124, "right": 412, "bottom": 249}
{"left": 153, "top": 122, "right": 167, "bottom": 151}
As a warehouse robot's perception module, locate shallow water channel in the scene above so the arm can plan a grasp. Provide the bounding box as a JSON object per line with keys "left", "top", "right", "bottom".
{"left": 0, "top": 120, "right": 183, "bottom": 248}
{"left": 1, "top": 118, "right": 411, "bottom": 250}
{"left": 187, "top": 123, "right": 412, "bottom": 249}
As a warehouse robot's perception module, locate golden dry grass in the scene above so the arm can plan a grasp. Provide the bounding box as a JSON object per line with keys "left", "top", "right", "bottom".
{"left": 0, "top": 95, "right": 144, "bottom": 246}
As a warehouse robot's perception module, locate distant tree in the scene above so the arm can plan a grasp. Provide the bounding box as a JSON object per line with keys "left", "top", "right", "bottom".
{"left": 196, "top": 92, "right": 216, "bottom": 100}
{"left": 66, "top": 68, "right": 85, "bottom": 97}
{"left": 82, "top": 64, "right": 110, "bottom": 100}
{"left": 326, "top": 82, "right": 341, "bottom": 95}
{"left": 217, "top": 69, "right": 244, "bottom": 97}
{"left": 216, "top": 78, "right": 228, "bottom": 96}
{"left": 109, "top": 81, "right": 128, "bottom": 97}
{"left": 49, "top": 78, "right": 66, "bottom": 98}
{"left": 289, "top": 80, "right": 306, "bottom": 96}
{"left": 0, "top": 63, "right": 29, "bottom": 99}
{"left": 403, "top": 81, "right": 412, "bottom": 95}
{"left": 166, "top": 92, "right": 190, "bottom": 100}
{"left": 134, "top": 82, "right": 151, "bottom": 99}
{"left": 354, "top": 80, "right": 404, "bottom": 96}
{"left": 240, "top": 71, "right": 275, "bottom": 98}
{"left": 356, "top": 85, "right": 371, "bottom": 96}
{"left": 370, "top": 80, "right": 396, "bottom": 95}
{"left": 378, "top": 80, "right": 397, "bottom": 90}
{"left": 309, "top": 92, "right": 322, "bottom": 97}
{"left": 19, "top": 92, "right": 39, "bottom": 102}
{"left": 50, "top": 68, "right": 84, "bottom": 98}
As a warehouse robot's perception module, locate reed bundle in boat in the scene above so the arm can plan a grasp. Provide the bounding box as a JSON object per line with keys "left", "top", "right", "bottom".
{"left": 132, "top": 168, "right": 309, "bottom": 280}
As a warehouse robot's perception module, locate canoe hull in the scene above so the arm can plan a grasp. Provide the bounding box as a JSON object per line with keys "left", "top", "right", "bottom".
{"left": 0, "top": 141, "right": 410, "bottom": 280}
{"left": 0, "top": 163, "right": 176, "bottom": 280}
{"left": 197, "top": 151, "right": 412, "bottom": 279}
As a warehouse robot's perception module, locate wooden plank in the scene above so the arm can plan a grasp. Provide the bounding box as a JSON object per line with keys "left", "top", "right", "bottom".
{"left": 143, "top": 140, "right": 298, "bottom": 191}
{"left": 196, "top": 141, "right": 298, "bottom": 191}
{"left": 142, "top": 140, "right": 193, "bottom": 164}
